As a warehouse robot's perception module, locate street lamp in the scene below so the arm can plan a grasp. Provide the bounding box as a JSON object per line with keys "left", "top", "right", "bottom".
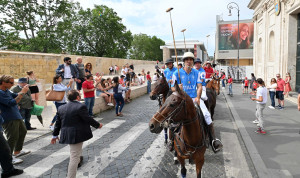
{"left": 227, "top": 2, "right": 240, "bottom": 82}
{"left": 206, "top": 34, "right": 210, "bottom": 55}
{"left": 181, "top": 29, "right": 187, "bottom": 52}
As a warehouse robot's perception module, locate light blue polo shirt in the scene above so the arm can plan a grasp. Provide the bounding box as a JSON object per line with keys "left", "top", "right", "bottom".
{"left": 164, "top": 67, "right": 177, "bottom": 82}
{"left": 172, "top": 68, "right": 201, "bottom": 98}
{"left": 196, "top": 67, "right": 206, "bottom": 87}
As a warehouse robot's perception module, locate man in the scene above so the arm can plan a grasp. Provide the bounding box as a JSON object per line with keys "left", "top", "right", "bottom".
{"left": 74, "top": 57, "right": 85, "bottom": 91}
{"left": 178, "top": 63, "right": 183, "bottom": 69}
{"left": 0, "top": 75, "right": 30, "bottom": 164}
{"left": 276, "top": 74, "right": 285, "bottom": 110}
{"left": 194, "top": 58, "right": 208, "bottom": 101}
{"left": 11, "top": 78, "right": 36, "bottom": 130}
{"left": 0, "top": 115, "right": 24, "bottom": 177}
{"left": 56, "top": 57, "right": 79, "bottom": 89}
{"left": 298, "top": 87, "right": 300, "bottom": 111}
{"left": 172, "top": 52, "right": 223, "bottom": 153}
{"left": 163, "top": 58, "right": 177, "bottom": 86}
{"left": 51, "top": 90, "right": 103, "bottom": 178}
{"left": 202, "top": 61, "right": 214, "bottom": 82}
{"left": 82, "top": 75, "right": 95, "bottom": 117}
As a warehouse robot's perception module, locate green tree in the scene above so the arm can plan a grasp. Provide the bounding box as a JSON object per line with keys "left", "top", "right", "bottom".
{"left": 63, "top": 5, "right": 132, "bottom": 58}
{"left": 129, "top": 34, "right": 165, "bottom": 61}
{"left": 0, "top": 0, "right": 78, "bottom": 53}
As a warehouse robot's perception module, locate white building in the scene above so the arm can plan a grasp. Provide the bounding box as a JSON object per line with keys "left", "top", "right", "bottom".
{"left": 160, "top": 40, "right": 209, "bottom": 63}
{"left": 248, "top": 0, "right": 300, "bottom": 91}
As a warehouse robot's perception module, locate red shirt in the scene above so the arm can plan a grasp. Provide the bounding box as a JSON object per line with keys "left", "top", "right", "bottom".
{"left": 253, "top": 82, "right": 258, "bottom": 89}
{"left": 82, "top": 80, "right": 95, "bottom": 98}
{"left": 244, "top": 80, "right": 249, "bottom": 86}
{"left": 221, "top": 74, "right": 226, "bottom": 79}
{"left": 146, "top": 74, "right": 151, "bottom": 81}
{"left": 204, "top": 66, "right": 214, "bottom": 78}
{"left": 276, "top": 78, "right": 285, "bottom": 91}
{"left": 228, "top": 78, "right": 233, "bottom": 84}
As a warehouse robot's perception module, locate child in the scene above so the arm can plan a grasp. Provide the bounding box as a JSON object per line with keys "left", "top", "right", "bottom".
{"left": 243, "top": 77, "right": 249, "bottom": 94}
{"left": 146, "top": 71, "right": 151, "bottom": 94}
{"left": 250, "top": 80, "right": 258, "bottom": 95}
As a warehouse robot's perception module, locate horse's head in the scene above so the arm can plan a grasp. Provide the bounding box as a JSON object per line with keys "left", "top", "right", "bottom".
{"left": 149, "top": 81, "right": 193, "bottom": 133}
{"left": 207, "top": 76, "right": 220, "bottom": 95}
{"left": 149, "top": 73, "right": 169, "bottom": 100}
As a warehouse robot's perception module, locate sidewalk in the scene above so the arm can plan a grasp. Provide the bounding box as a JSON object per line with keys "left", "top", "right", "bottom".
{"left": 223, "top": 84, "right": 299, "bottom": 178}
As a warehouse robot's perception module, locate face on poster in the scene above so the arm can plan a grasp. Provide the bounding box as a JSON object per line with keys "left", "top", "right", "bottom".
{"left": 219, "top": 23, "right": 254, "bottom": 50}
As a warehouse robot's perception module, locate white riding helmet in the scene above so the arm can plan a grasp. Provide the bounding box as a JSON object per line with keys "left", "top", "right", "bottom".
{"left": 182, "top": 52, "right": 195, "bottom": 62}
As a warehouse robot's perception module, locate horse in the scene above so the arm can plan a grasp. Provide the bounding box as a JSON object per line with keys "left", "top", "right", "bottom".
{"left": 149, "top": 82, "right": 206, "bottom": 178}
{"left": 205, "top": 75, "right": 220, "bottom": 120}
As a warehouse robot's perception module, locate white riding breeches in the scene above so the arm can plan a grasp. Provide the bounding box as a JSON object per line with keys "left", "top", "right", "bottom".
{"left": 201, "top": 86, "right": 208, "bottom": 101}
{"left": 192, "top": 98, "right": 212, "bottom": 125}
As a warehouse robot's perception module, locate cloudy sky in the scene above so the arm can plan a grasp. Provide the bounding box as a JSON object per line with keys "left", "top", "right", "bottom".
{"left": 77, "top": 0, "right": 254, "bottom": 56}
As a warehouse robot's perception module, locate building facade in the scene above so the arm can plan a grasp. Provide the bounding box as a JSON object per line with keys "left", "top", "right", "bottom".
{"left": 248, "top": 0, "right": 300, "bottom": 91}
{"left": 160, "top": 40, "right": 209, "bottom": 63}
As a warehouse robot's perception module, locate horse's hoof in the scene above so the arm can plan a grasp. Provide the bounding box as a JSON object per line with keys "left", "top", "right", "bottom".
{"left": 164, "top": 140, "right": 168, "bottom": 144}
{"left": 174, "top": 160, "right": 179, "bottom": 165}
{"left": 181, "top": 175, "right": 186, "bottom": 178}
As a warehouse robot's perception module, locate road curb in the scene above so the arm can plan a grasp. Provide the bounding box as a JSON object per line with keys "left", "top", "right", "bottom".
{"left": 221, "top": 90, "right": 272, "bottom": 178}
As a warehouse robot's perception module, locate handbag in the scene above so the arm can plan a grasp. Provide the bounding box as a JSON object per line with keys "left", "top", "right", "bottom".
{"left": 31, "top": 104, "right": 44, "bottom": 116}
{"left": 46, "top": 89, "right": 65, "bottom": 101}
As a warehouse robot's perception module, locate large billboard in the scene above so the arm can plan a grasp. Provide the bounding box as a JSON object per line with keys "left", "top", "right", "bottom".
{"left": 219, "top": 23, "right": 254, "bottom": 50}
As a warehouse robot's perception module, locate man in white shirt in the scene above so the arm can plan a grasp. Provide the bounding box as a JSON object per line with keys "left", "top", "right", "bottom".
{"left": 56, "top": 57, "right": 79, "bottom": 89}
{"left": 251, "top": 78, "right": 268, "bottom": 134}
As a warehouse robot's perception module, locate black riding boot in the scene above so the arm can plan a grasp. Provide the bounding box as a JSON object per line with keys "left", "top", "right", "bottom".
{"left": 208, "top": 123, "right": 223, "bottom": 153}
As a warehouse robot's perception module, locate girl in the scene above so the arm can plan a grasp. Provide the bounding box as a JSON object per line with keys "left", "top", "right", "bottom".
{"left": 267, "top": 78, "right": 277, "bottom": 109}
{"left": 146, "top": 71, "right": 151, "bottom": 94}
{"left": 85, "top": 62, "right": 93, "bottom": 76}
{"left": 227, "top": 75, "right": 233, "bottom": 96}
{"left": 26, "top": 71, "right": 40, "bottom": 105}
{"left": 284, "top": 72, "right": 291, "bottom": 97}
{"left": 112, "top": 77, "right": 128, "bottom": 117}
{"left": 96, "top": 79, "right": 114, "bottom": 106}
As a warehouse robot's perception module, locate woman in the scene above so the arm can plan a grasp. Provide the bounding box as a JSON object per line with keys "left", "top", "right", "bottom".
{"left": 230, "top": 23, "right": 251, "bottom": 49}
{"left": 227, "top": 75, "right": 233, "bottom": 96}
{"left": 221, "top": 72, "right": 226, "bottom": 89}
{"left": 85, "top": 62, "right": 93, "bottom": 76}
{"left": 146, "top": 71, "right": 151, "bottom": 94}
{"left": 267, "top": 78, "right": 277, "bottom": 109}
{"left": 112, "top": 76, "right": 128, "bottom": 117}
{"left": 250, "top": 73, "right": 256, "bottom": 91}
{"left": 251, "top": 78, "right": 267, "bottom": 134}
{"left": 106, "top": 77, "right": 115, "bottom": 105}
{"left": 49, "top": 75, "right": 73, "bottom": 130}
{"left": 96, "top": 78, "right": 114, "bottom": 106}
{"left": 284, "top": 72, "right": 292, "bottom": 97}
{"left": 26, "top": 71, "right": 40, "bottom": 105}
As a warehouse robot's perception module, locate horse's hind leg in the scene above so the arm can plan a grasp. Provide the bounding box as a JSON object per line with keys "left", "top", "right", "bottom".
{"left": 177, "top": 156, "right": 187, "bottom": 178}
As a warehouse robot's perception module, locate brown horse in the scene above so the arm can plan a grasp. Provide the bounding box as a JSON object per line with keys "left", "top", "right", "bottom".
{"left": 205, "top": 75, "right": 220, "bottom": 120}
{"left": 149, "top": 82, "right": 206, "bottom": 178}
{"left": 149, "top": 74, "right": 170, "bottom": 102}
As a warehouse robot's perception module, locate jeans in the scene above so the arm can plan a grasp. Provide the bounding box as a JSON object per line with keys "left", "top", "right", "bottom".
{"left": 51, "top": 102, "right": 67, "bottom": 124}
{"left": 0, "top": 132, "right": 14, "bottom": 174}
{"left": 147, "top": 81, "right": 151, "bottom": 93}
{"left": 84, "top": 97, "right": 95, "bottom": 116}
{"left": 2, "top": 120, "right": 27, "bottom": 154}
{"left": 114, "top": 93, "right": 124, "bottom": 114}
{"left": 19, "top": 108, "right": 32, "bottom": 129}
{"left": 229, "top": 84, "right": 233, "bottom": 95}
{"left": 269, "top": 91, "right": 275, "bottom": 107}
{"left": 222, "top": 79, "right": 225, "bottom": 88}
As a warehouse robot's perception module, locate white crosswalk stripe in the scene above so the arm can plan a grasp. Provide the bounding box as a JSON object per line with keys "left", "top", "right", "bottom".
{"left": 15, "top": 120, "right": 126, "bottom": 178}
{"left": 76, "top": 122, "right": 148, "bottom": 178}
{"left": 127, "top": 132, "right": 166, "bottom": 178}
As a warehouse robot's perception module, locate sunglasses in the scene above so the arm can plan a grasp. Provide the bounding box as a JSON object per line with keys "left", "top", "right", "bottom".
{"left": 6, "top": 81, "right": 14, "bottom": 84}
{"left": 276, "top": 76, "right": 280, "bottom": 77}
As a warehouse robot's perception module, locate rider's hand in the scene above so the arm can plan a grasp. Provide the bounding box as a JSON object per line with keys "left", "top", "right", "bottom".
{"left": 178, "top": 84, "right": 183, "bottom": 91}
{"left": 194, "top": 97, "right": 200, "bottom": 105}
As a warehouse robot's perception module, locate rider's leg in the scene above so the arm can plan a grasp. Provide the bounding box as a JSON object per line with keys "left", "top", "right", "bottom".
{"left": 201, "top": 86, "right": 208, "bottom": 101}
{"left": 199, "top": 99, "right": 223, "bottom": 153}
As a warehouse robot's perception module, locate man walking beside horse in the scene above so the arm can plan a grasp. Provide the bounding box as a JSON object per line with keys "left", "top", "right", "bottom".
{"left": 171, "top": 52, "right": 223, "bottom": 153}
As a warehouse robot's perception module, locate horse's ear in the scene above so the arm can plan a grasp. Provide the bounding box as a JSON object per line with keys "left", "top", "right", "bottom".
{"left": 174, "top": 80, "right": 181, "bottom": 92}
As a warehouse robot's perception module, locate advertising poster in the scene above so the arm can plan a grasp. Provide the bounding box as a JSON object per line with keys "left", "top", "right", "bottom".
{"left": 219, "top": 23, "right": 254, "bottom": 50}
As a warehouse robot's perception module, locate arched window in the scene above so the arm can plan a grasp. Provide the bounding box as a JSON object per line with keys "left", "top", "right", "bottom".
{"left": 268, "top": 31, "right": 275, "bottom": 62}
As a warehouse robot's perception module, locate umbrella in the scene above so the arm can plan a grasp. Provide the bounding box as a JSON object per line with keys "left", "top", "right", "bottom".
{"left": 36, "top": 115, "right": 44, "bottom": 126}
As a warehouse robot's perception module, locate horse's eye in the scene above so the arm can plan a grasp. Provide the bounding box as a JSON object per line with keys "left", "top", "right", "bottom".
{"left": 169, "top": 103, "right": 175, "bottom": 107}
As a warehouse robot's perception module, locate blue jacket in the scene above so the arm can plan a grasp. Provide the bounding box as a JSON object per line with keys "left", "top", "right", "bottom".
{"left": 0, "top": 89, "right": 23, "bottom": 124}
{"left": 0, "top": 115, "right": 3, "bottom": 132}
{"left": 56, "top": 64, "right": 79, "bottom": 79}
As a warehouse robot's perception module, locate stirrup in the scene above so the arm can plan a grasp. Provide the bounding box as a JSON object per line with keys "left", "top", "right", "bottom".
{"left": 212, "top": 139, "right": 223, "bottom": 153}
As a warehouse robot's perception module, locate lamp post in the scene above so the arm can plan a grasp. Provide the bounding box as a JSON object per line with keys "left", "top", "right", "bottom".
{"left": 227, "top": 2, "right": 240, "bottom": 82}
{"left": 181, "top": 29, "right": 187, "bottom": 52}
{"left": 206, "top": 35, "right": 210, "bottom": 60}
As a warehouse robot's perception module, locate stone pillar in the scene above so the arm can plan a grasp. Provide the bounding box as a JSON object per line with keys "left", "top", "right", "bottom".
{"left": 163, "top": 47, "right": 170, "bottom": 63}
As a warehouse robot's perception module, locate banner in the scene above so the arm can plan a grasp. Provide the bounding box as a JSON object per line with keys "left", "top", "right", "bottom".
{"left": 219, "top": 23, "right": 254, "bottom": 50}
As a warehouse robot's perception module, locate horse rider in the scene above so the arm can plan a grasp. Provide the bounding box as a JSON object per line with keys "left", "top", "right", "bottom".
{"left": 162, "top": 58, "right": 177, "bottom": 144}
{"left": 164, "top": 58, "right": 177, "bottom": 86}
{"left": 171, "top": 52, "right": 223, "bottom": 153}
{"left": 194, "top": 58, "right": 208, "bottom": 101}
{"left": 202, "top": 61, "right": 214, "bottom": 82}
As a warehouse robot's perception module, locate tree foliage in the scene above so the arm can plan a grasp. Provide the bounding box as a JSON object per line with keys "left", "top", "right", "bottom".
{"left": 129, "top": 34, "right": 165, "bottom": 61}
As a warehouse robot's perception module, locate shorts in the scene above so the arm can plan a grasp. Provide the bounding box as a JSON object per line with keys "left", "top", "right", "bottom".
{"left": 29, "top": 85, "right": 39, "bottom": 94}
{"left": 253, "top": 88, "right": 257, "bottom": 91}
{"left": 244, "top": 86, "right": 248, "bottom": 89}
{"left": 276, "top": 91, "right": 284, "bottom": 100}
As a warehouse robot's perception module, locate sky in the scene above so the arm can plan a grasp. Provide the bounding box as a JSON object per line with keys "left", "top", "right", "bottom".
{"left": 76, "top": 0, "right": 254, "bottom": 56}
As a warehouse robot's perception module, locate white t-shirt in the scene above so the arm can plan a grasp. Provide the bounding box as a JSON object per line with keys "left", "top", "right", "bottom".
{"left": 269, "top": 83, "right": 277, "bottom": 92}
{"left": 153, "top": 75, "right": 158, "bottom": 81}
{"left": 256, "top": 86, "right": 268, "bottom": 104}
{"left": 121, "top": 69, "right": 126, "bottom": 75}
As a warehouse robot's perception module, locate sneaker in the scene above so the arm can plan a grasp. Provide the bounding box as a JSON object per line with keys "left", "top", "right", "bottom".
{"left": 107, "top": 103, "right": 114, "bottom": 106}
{"left": 255, "top": 128, "right": 266, "bottom": 134}
{"left": 1, "top": 168, "right": 24, "bottom": 178}
{"left": 12, "top": 157, "right": 23, "bottom": 165}
{"left": 252, "top": 120, "right": 259, "bottom": 124}
{"left": 277, "top": 105, "right": 281, "bottom": 108}
{"left": 268, "top": 106, "right": 275, "bottom": 109}
{"left": 13, "top": 150, "right": 31, "bottom": 158}
{"left": 278, "top": 106, "right": 283, "bottom": 110}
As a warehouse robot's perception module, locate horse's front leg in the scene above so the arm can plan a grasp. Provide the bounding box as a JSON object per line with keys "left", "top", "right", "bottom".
{"left": 195, "top": 150, "right": 205, "bottom": 178}
{"left": 177, "top": 156, "right": 187, "bottom": 178}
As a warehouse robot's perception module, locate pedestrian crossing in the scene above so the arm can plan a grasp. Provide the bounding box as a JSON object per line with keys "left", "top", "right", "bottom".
{"left": 10, "top": 106, "right": 251, "bottom": 178}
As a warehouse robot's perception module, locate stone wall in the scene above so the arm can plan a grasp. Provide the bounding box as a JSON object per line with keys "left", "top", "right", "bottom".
{"left": 0, "top": 50, "right": 156, "bottom": 83}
